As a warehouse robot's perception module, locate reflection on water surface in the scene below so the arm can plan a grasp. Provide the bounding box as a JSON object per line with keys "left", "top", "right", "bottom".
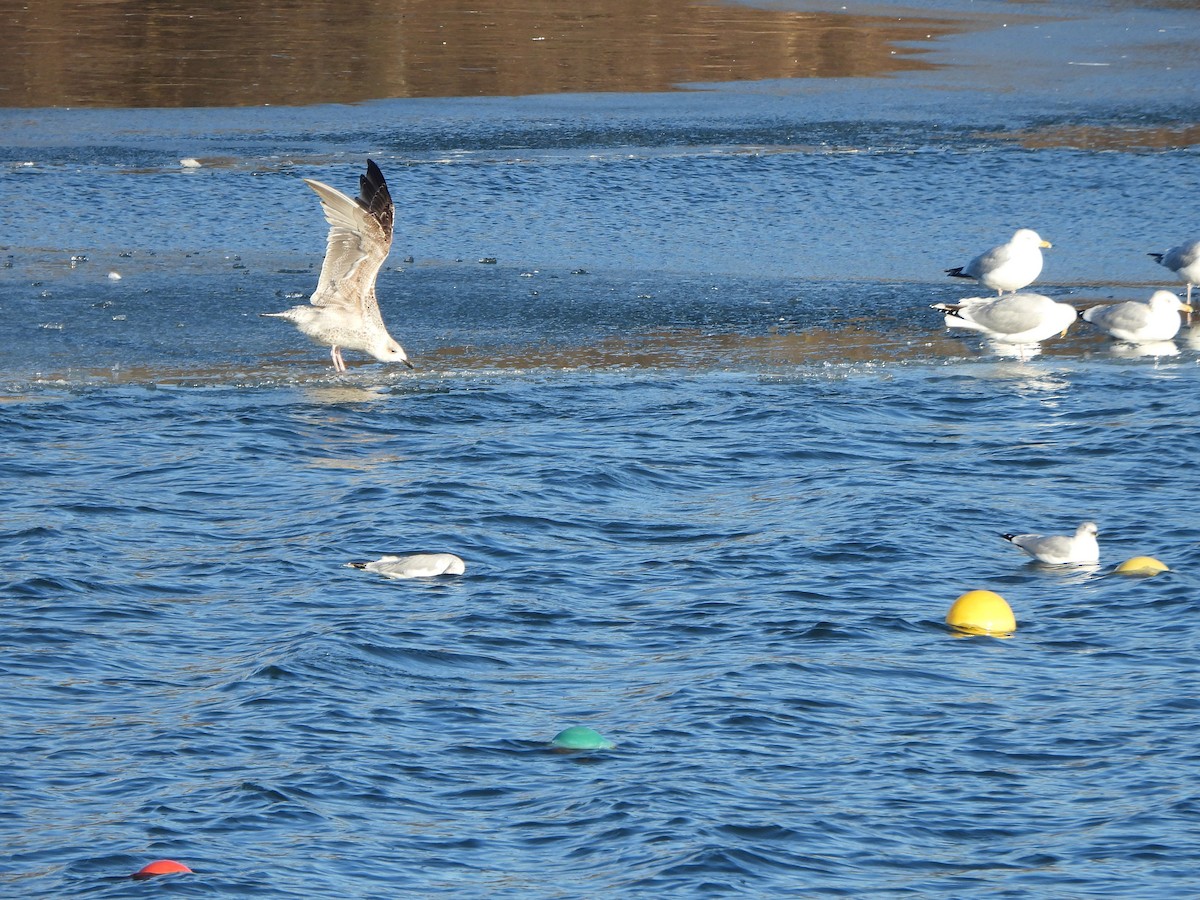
{"left": 988, "top": 123, "right": 1200, "bottom": 151}
{"left": 0, "top": 0, "right": 965, "bottom": 107}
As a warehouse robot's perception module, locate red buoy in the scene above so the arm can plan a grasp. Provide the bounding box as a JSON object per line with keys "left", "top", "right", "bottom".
{"left": 132, "top": 859, "right": 192, "bottom": 880}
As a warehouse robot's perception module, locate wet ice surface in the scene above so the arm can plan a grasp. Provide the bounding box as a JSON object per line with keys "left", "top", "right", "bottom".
{"left": 1, "top": 94, "right": 1195, "bottom": 383}
{"left": 3, "top": 42, "right": 1199, "bottom": 382}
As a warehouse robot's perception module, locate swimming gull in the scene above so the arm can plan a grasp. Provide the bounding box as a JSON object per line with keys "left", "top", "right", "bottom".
{"left": 263, "top": 159, "right": 412, "bottom": 372}
{"left": 347, "top": 553, "right": 466, "bottom": 579}
{"left": 1082, "top": 290, "right": 1192, "bottom": 343}
{"left": 932, "top": 292, "right": 1078, "bottom": 353}
{"left": 1148, "top": 238, "right": 1200, "bottom": 306}
{"left": 945, "top": 229, "right": 1052, "bottom": 295}
{"left": 1001, "top": 521, "right": 1099, "bottom": 565}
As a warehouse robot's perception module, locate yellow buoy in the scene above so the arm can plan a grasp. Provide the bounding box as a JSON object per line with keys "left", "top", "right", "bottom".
{"left": 1114, "top": 556, "right": 1169, "bottom": 576}
{"left": 945, "top": 590, "right": 1016, "bottom": 636}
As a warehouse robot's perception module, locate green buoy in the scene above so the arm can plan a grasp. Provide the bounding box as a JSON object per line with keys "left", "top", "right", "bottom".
{"left": 551, "top": 726, "right": 615, "bottom": 750}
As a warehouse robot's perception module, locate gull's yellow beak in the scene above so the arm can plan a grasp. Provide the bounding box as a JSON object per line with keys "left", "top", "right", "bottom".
{"left": 1181, "top": 304, "right": 1194, "bottom": 313}
{"left": 1040, "top": 240, "right": 1053, "bottom": 249}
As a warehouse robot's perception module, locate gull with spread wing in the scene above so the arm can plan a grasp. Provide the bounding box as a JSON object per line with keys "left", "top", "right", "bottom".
{"left": 264, "top": 159, "right": 412, "bottom": 372}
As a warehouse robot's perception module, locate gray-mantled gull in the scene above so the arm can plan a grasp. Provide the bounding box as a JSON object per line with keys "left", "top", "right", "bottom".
{"left": 347, "top": 553, "right": 466, "bottom": 579}
{"left": 1001, "top": 521, "right": 1099, "bottom": 565}
{"left": 932, "top": 292, "right": 1078, "bottom": 352}
{"left": 1148, "top": 239, "right": 1200, "bottom": 306}
{"left": 1082, "top": 290, "right": 1192, "bottom": 343}
{"left": 945, "top": 229, "right": 1052, "bottom": 295}
{"left": 263, "top": 159, "right": 412, "bottom": 372}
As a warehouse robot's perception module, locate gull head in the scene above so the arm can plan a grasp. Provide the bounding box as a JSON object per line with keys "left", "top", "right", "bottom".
{"left": 1077, "top": 521, "right": 1099, "bottom": 539}
{"left": 1149, "top": 289, "right": 1192, "bottom": 313}
{"left": 374, "top": 338, "right": 414, "bottom": 369}
{"left": 1014, "top": 228, "right": 1052, "bottom": 250}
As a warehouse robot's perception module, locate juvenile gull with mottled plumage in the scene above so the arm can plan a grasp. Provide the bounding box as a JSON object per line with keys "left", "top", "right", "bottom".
{"left": 263, "top": 159, "right": 413, "bottom": 372}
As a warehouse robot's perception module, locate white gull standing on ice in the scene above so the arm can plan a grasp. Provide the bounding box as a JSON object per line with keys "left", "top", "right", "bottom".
{"left": 1148, "top": 239, "right": 1200, "bottom": 306}
{"left": 263, "top": 159, "right": 412, "bottom": 372}
{"left": 945, "top": 229, "right": 1053, "bottom": 295}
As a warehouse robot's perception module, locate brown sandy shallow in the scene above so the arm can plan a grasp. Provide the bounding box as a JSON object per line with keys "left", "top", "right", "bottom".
{"left": 981, "top": 123, "right": 1200, "bottom": 152}
{"left": 25, "top": 321, "right": 1142, "bottom": 388}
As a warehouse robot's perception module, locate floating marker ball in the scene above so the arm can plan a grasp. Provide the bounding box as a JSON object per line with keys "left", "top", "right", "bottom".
{"left": 132, "top": 860, "right": 192, "bottom": 880}
{"left": 945, "top": 590, "right": 1016, "bottom": 636}
{"left": 1115, "top": 556, "right": 1169, "bottom": 576}
{"left": 551, "top": 726, "right": 615, "bottom": 750}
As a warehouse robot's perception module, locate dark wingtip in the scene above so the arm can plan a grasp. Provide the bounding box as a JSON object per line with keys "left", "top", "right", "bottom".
{"left": 1000, "top": 533, "right": 1017, "bottom": 542}
{"left": 358, "top": 159, "right": 394, "bottom": 241}
{"left": 932, "top": 303, "right": 964, "bottom": 319}
{"left": 348, "top": 561, "right": 368, "bottom": 570}
{"left": 1148, "top": 252, "right": 1164, "bottom": 263}
{"left": 945, "top": 267, "right": 968, "bottom": 278}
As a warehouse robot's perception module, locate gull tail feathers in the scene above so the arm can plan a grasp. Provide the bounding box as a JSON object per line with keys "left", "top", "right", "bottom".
{"left": 931, "top": 302, "right": 966, "bottom": 318}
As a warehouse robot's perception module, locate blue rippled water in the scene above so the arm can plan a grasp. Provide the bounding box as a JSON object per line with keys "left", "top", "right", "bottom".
{"left": 4, "top": 362, "right": 1200, "bottom": 897}
{"left": 4, "top": 4, "right": 1200, "bottom": 896}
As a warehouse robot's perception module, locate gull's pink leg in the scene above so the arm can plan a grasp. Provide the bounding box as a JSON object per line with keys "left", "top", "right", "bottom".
{"left": 331, "top": 346, "right": 346, "bottom": 372}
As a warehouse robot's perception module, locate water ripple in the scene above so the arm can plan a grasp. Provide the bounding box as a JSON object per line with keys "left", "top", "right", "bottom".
{"left": 6, "top": 63, "right": 1200, "bottom": 896}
